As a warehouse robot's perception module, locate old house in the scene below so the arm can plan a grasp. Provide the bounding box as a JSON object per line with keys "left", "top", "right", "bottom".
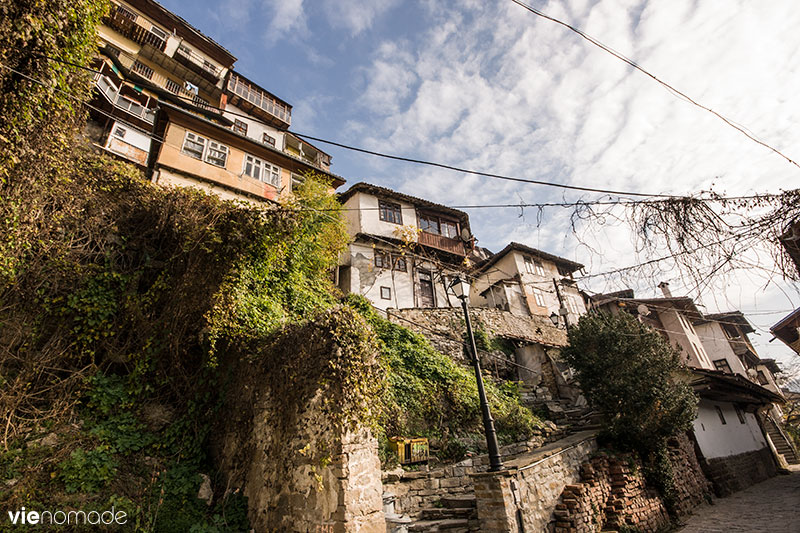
{"left": 771, "top": 218, "right": 800, "bottom": 355}
{"left": 470, "top": 242, "right": 586, "bottom": 323}
{"left": 336, "top": 183, "right": 475, "bottom": 311}
{"left": 590, "top": 284, "right": 790, "bottom": 493}
{"left": 86, "top": 0, "right": 342, "bottom": 204}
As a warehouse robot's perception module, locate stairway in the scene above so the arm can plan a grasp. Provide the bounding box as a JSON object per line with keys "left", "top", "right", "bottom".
{"left": 765, "top": 417, "right": 799, "bottom": 465}
{"left": 407, "top": 496, "right": 478, "bottom": 532}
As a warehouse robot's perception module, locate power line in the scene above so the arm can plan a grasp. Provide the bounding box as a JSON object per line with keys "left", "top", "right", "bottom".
{"left": 509, "top": 0, "right": 800, "bottom": 172}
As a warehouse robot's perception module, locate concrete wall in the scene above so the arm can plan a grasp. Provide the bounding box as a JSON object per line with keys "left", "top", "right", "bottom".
{"left": 694, "top": 321, "right": 749, "bottom": 376}
{"left": 155, "top": 122, "right": 283, "bottom": 202}
{"left": 342, "top": 191, "right": 418, "bottom": 242}
{"left": 658, "top": 309, "right": 714, "bottom": 369}
{"left": 692, "top": 400, "right": 767, "bottom": 459}
{"left": 222, "top": 102, "right": 285, "bottom": 150}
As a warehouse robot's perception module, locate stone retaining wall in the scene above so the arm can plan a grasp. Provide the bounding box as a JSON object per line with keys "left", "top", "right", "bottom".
{"left": 472, "top": 431, "right": 599, "bottom": 532}
{"left": 702, "top": 446, "right": 777, "bottom": 496}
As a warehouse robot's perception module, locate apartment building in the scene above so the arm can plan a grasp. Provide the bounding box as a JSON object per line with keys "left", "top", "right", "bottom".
{"left": 86, "top": 0, "right": 342, "bottom": 203}
{"left": 337, "top": 183, "right": 476, "bottom": 311}
{"left": 470, "top": 242, "right": 586, "bottom": 324}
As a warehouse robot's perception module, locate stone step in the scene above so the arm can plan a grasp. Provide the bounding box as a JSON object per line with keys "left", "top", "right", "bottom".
{"left": 420, "top": 507, "right": 476, "bottom": 520}
{"left": 408, "top": 518, "right": 471, "bottom": 532}
{"left": 440, "top": 496, "right": 477, "bottom": 509}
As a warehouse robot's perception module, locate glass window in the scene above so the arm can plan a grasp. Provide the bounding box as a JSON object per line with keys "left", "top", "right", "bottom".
{"left": 112, "top": 126, "right": 126, "bottom": 139}
{"left": 441, "top": 220, "right": 458, "bottom": 239}
{"left": 374, "top": 251, "right": 389, "bottom": 269}
{"left": 420, "top": 215, "right": 440, "bottom": 234}
{"left": 243, "top": 154, "right": 281, "bottom": 187}
{"left": 715, "top": 405, "right": 727, "bottom": 425}
{"left": 532, "top": 287, "right": 546, "bottom": 307}
{"left": 263, "top": 133, "right": 276, "bottom": 146}
{"left": 233, "top": 119, "right": 248, "bottom": 136}
{"left": 713, "top": 359, "right": 732, "bottom": 373}
{"left": 182, "top": 132, "right": 206, "bottom": 160}
{"left": 524, "top": 257, "right": 546, "bottom": 276}
{"left": 205, "top": 140, "right": 228, "bottom": 167}
{"left": 734, "top": 406, "right": 746, "bottom": 424}
{"left": 379, "top": 201, "right": 402, "bottom": 224}
{"left": 380, "top": 286, "right": 391, "bottom": 300}
{"left": 393, "top": 256, "right": 407, "bottom": 272}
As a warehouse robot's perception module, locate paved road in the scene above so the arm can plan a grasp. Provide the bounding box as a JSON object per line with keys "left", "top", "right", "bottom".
{"left": 677, "top": 467, "right": 800, "bottom": 533}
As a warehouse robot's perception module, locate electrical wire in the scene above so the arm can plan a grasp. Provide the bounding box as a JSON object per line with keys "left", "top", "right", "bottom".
{"left": 509, "top": 0, "right": 800, "bottom": 172}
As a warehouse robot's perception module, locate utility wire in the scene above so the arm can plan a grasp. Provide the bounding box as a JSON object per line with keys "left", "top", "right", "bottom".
{"left": 510, "top": 0, "right": 800, "bottom": 171}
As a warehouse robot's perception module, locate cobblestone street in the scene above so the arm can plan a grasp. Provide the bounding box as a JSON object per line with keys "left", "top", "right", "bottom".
{"left": 677, "top": 467, "right": 800, "bottom": 533}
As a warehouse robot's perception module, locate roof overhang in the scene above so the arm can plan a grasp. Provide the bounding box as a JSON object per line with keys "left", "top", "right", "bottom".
{"left": 473, "top": 242, "right": 584, "bottom": 276}
{"left": 690, "top": 368, "right": 784, "bottom": 405}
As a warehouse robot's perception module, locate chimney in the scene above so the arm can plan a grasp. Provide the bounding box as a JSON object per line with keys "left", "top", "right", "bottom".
{"left": 658, "top": 281, "right": 672, "bottom": 298}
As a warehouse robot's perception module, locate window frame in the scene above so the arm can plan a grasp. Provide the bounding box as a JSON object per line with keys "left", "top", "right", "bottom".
{"left": 715, "top": 405, "right": 727, "bottom": 425}
{"left": 378, "top": 200, "right": 403, "bottom": 225}
{"left": 243, "top": 154, "right": 281, "bottom": 188}
{"left": 233, "top": 119, "right": 248, "bottom": 136}
{"left": 713, "top": 359, "right": 732, "bottom": 373}
{"left": 524, "top": 256, "right": 546, "bottom": 276}
{"left": 205, "top": 140, "right": 229, "bottom": 168}
{"left": 531, "top": 287, "right": 546, "bottom": 307}
{"left": 734, "top": 406, "right": 746, "bottom": 424}
{"left": 181, "top": 131, "right": 206, "bottom": 160}
{"left": 380, "top": 286, "right": 392, "bottom": 300}
{"left": 263, "top": 133, "right": 276, "bottom": 147}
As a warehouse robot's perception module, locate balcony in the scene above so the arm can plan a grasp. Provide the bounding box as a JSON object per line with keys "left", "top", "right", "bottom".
{"left": 227, "top": 72, "right": 291, "bottom": 128}
{"left": 103, "top": 6, "right": 167, "bottom": 52}
{"left": 94, "top": 73, "right": 157, "bottom": 124}
{"left": 174, "top": 45, "right": 221, "bottom": 83}
{"left": 418, "top": 231, "right": 465, "bottom": 255}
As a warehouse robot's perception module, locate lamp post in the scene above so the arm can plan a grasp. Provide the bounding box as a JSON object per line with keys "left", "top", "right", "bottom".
{"left": 448, "top": 276, "right": 504, "bottom": 472}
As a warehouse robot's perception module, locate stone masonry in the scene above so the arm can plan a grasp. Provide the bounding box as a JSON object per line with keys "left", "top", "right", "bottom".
{"left": 702, "top": 446, "right": 777, "bottom": 497}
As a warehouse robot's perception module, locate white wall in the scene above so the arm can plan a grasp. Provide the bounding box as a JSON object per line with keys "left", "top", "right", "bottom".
{"left": 223, "top": 103, "right": 284, "bottom": 149}
{"left": 695, "top": 321, "right": 749, "bottom": 377}
{"left": 659, "top": 310, "right": 714, "bottom": 370}
{"left": 692, "top": 400, "right": 767, "bottom": 459}
{"left": 345, "top": 192, "right": 418, "bottom": 240}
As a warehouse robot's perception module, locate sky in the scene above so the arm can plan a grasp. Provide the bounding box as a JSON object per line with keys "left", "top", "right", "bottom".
{"left": 159, "top": 0, "right": 800, "bottom": 373}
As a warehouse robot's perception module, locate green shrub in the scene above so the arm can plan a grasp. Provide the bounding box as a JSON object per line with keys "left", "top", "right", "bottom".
{"left": 59, "top": 446, "right": 117, "bottom": 493}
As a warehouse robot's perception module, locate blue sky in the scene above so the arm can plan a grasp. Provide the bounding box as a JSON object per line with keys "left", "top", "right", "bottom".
{"left": 159, "top": 0, "right": 800, "bottom": 370}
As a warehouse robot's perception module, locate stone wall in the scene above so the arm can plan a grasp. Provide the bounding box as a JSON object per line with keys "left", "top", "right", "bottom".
{"left": 702, "top": 446, "right": 777, "bottom": 496}
{"left": 472, "top": 431, "right": 598, "bottom": 533}
{"left": 667, "top": 434, "right": 714, "bottom": 516}
{"left": 212, "top": 308, "right": 384, "bottom": 532}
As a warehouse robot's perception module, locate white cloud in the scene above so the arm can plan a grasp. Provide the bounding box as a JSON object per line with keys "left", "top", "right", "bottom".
{"left": 320, "top": 0, "right": 399, "bottom": 36}
{"left": 262, "top": 0, "right": 307, "bottom": 44}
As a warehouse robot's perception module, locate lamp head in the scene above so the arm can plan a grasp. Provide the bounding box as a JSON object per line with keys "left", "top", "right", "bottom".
{"left": 549, "top": 312, "right": 560, "bottom": 327}
{"left": 448, "top": 276, "right": 471, "bottom": 300}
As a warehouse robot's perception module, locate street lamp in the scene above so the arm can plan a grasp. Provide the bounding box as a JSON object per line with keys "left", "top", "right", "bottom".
{"left": 448, "top": 276, "right": 504, "bottom": 472}
{"left": 549, "top": 312, "right": 560, "bottom": 327}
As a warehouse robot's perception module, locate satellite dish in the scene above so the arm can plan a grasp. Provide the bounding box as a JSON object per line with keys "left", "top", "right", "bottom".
{"left": 637, "top": 304, "right": 651, "bottom": 316}
{"left": 460, "top": 227, "right": 472, "bottom": 242}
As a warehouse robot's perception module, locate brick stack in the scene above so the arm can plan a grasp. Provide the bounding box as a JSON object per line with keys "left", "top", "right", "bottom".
{"left": 553, "top": 454, "right": 670, "bottom": 533}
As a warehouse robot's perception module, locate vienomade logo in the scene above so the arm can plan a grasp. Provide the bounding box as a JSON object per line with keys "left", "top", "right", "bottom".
{"left": 7, "top": 506, "right": 128, "bottom": 526}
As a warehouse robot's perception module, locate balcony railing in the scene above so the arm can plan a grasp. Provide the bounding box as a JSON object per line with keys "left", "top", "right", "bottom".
{"left": 103, "top": 6, "right": 167, "bottom": 52}
{"left": 418, "top": 231, "right": 465, "bottom": 255}
{"left": 227, "top": 73, "right": 291, "bottom": 126}
{"left": 94, "top": 74, "right": 157, "bottom": 124}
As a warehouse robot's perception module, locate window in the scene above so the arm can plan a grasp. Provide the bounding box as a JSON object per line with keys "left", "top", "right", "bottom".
{"left": 531, "top": 287, "right": 546, "bottom": 307}
{"left": 393, "top": 256, "right": 407, "bottom": 272}
{"left": 379, "top": 201, "right": 402, "bottom": 224}
{"left": 756, "top": 371, "right": 769, "bottom": 386}
{"left": 734, "top": 406, "right": 746, "bottom": 424}
{"left": 181, "top": 132, "right": 206, "bottom": 159}
{"left": 178, "top": 44, "right": 192, "bottom": 56}
{"left": 132, "top": 60, "right": 153, "bottom": 80}
{"left": 380, "top": 287, "right": 392, "bottom": 300}
{"left": 233, "top": 119, "right": 248, "bottom": 136}
{"left": 291, "top": 173, "right": 305, "bottom": 190}
{"left": 263, "top": 133, "right": 276, "bottom": 146}
{"left": 202, "top": 59, "right": 217, "bottom": 75}
{"left": 243, "top": 154, "right": 281, "bottom": 187}
{"left": 112, "top": 126, "right": 126, "bottom": 139}
{"left": 419, "top": 214, "right": 459, "bottom": 238}
{"left": 149, "top": 25, "right": 168, "bottom": 41}
{"left": 524, "top": 256, "right": 546, "bottom": 276}
{"left": 164, "top": 78, "right": 181, "bottom": 94}
{"left": 566, "top": 296, "right": 579, "bottom": 314}
{"left": 115, "top": 4, "right": 137, "bottom": 20}
{"left": 205, "top": 140, "right": 228, "bottom": 167}
{"left": 713, "top": 359, "right": 732, "bottom": 373}
{"left": 374, "top": 251, "right": 389, "bottom": 269}
{"left": 715, "top": 405, "right": 727, "bottom": 425}
{"left": 419, "top": 215, "right": 440, "bottom": 234}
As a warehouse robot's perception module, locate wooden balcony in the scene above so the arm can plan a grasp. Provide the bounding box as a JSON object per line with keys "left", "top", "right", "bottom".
{"left": 226, "top": 73, "right": 291, "bottom": 128}
{"left": 103, "top": 9, "right": 166, "bottom": 52}
{"left": 174, "top": 46, "right": 220, "bottom": 83}
{"left": 418, "top": 231, "right": 465, "bottom": 255}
